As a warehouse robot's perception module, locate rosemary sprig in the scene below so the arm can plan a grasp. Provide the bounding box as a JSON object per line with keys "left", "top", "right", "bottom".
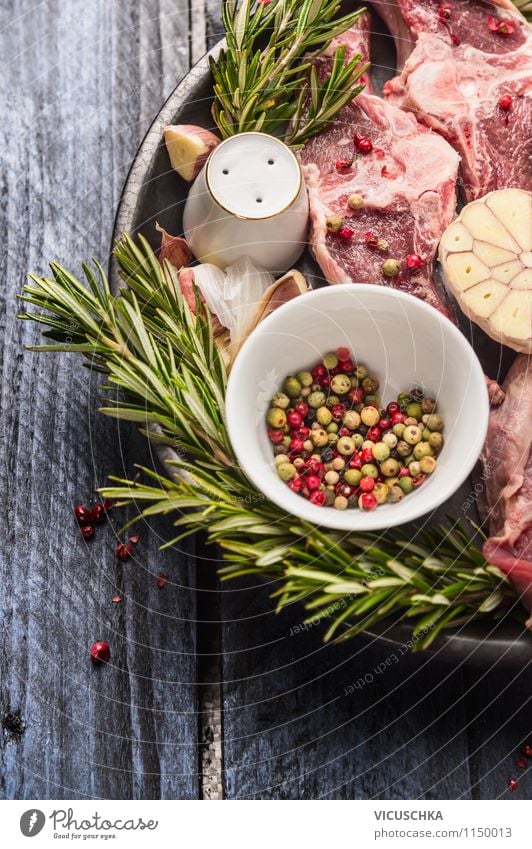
{"left": 19, "top": 236, "right": 518, "bottom": 649}
{"left": 19, "top": 236, "right": 233, "bottom": 468}
{"left": 211, "top": 0, "right": 368, "bottom": 146}
{"left": 100, "top": 464, "right": 515, "bottom": 650}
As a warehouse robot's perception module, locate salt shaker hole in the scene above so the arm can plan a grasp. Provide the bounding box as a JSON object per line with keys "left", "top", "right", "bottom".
{"left": 222, "top": 169, "right": 229, "bottom": 175}
{"left": 256, "top": 197, "right": 263, "bottom": 203}
{"left": 268, "top": 159, "right": 275, "bottom": 165}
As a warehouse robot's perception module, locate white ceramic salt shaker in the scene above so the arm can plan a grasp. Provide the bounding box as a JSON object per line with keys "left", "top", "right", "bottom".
{"left": 183, "top": 132, "right": 308, "bottom": 273}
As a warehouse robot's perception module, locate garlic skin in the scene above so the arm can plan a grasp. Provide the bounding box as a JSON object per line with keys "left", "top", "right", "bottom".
{"left": 163, "top": 124, "right": 220, "bottom": 182}
{"left": 439, "top": 189, "right": 532, "bottom": 354}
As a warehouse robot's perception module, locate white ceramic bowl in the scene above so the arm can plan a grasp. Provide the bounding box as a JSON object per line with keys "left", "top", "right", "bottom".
{"left": 226, "top": 284, "right": 489, "bottom": 531}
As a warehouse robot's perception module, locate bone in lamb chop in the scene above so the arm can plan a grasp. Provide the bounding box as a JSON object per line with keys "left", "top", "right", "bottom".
{"left": 372, "top": 0, "right": 532, "bottom": 200}
{"left": 480, "top": 354, "right": 532, "bottom": 627}
{"left": 299, "top": 13, "right": 460, "bottom": 317}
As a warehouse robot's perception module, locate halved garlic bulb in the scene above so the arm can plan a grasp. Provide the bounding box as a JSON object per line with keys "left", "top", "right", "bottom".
{"left": 439, "top": 189, "right": 532, "bottom": 354}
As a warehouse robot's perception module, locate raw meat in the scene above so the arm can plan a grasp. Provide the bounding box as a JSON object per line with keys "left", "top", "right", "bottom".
{"left": 300, "top": 16, "right": 460, "bottom": 316}
{"left": 480, "top": 354, "right": 532, "bottom": 626}
{"left": 374, "top": 0, "right": 532, "bottom": 200}
{"left": 372, "top": 0, "right": 530, "bottom": 67}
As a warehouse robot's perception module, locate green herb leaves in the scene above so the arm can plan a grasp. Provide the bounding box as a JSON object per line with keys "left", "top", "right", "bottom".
{"left": 211, "top": 0, "right": 368, "bottom": 146}
{"left": 19, "top": 235, "right": 517, "bottom": 649}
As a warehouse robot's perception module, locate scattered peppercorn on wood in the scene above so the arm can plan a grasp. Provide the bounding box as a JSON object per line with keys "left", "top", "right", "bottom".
{"left": 439, "top": 189, "right": 532, "bottom": 353}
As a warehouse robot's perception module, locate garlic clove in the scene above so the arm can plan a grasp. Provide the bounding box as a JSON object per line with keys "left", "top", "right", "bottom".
{"left": 461, "top": 203, "right": 520, "bottom": 253}
{"left": 445, "top": 252, "right": 490, "bottom": 291}
{"left": 439, "top": 221, "right": 474, "bottom": 254}
{"left": 439, "top": 188, "right": 532, "bottom": 353}
{"left": 473, "top": 240, "right": 515, "bottom": 267}
{"left": 461, "top": 279, "right": 508, "bottom": 318}
{"left": 486, "top": 189, "right": 531, "bottom": 252}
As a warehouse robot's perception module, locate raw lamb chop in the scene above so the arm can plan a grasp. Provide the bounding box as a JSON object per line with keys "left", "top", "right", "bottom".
{"left": 300, "top": 15, "right": 460, "bottom": 316}
{"left": 480, "top": 354, "right": 532, "bottom": 626}
{"left": 373, "top": 0, "right": 532, "bottom": 200}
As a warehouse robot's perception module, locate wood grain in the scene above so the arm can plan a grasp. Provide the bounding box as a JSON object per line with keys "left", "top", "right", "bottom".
{"left": 0, "top": 0, "right": 202, "bottom": 800}
{"left": 219, "top": 576, "right": 531, "bottom": 799}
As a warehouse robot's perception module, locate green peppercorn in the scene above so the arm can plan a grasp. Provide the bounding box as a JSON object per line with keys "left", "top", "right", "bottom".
{"left": 372, "top": 442, "right": 390, "bottom": 462}
{"left": 388, "top": 484, "right": 404, "bottom": 503}
{"left": 355, "top": 365, "right": 368, "bottom": 380}
{"left": 326, "top": 214, "right": 344, "bottom": 233}
{"left": 364, "top": 394, "right": 381, "bottom": 407}
{"left": 323, "top": 351, "right": 339, "bottom": 370}
{"left": 420, "top": 456, "right": 437, "bottom": 474}
{"left": 266, "top": 407, "right": 287, "bottom": 428}
{"left": 347, "top": 193, "right": 364, "bottom": 210}
{"left": 301, "top": 387, "right": 311, "bottom": 398}
{"left": 326, "top": 422, "right": 339, "bottom": 434}
{"left": 277, "top": 462, "right": 297, "bottom": 481}
{"left": 397, "top": 391, "right": 411, "bottom": 407}
{"left": 361, "top": 406, "right": 380, "bottom": 426}
{"left": 331, "top": 374, "right": 352, "bottom": 395}
{"left": 373, "top": 482, "right": 389, "bottom": 504}
{"left": 422, "top": 397, "right": 437, "bottom": 414}
{"left": 283, "top": 376, "right": 302, "bottom": 398}
{"left": 361, "top": 463, "right": 379, "bottom": 479}
{"left": 393, "top": 423, "right": 406, "bottom": 438}
{"left": 406, "top": 402, "right": 423, "bottom": 420}
{"left": 362, "top": 376, "right": 379, "bottom": 393}
{"left": 403, "top": 424, "right": 423, "bottom": 445}
{"left": 382, "top": 258, "right": 400, "bottom": 277}
{"left": 325, "top": 470, "right": 340, "bottom": 485}
{"left": 334, "top": 495, "right": 349, "bottom": 510}
{"left": 398, "top": 476, "right": 414, "bottom": 493}
{"left": 343, "top": 410, "right": 361, "bottom": 430}
{"left": 308, "top": 390, "right": 326, "bottom": 408}
{"left": 426, "top": 413, "right": 444, "bottom": 432}
{"left": 274, "top": 454, "right": 290, "bottom": 466}
{"left": 377, "top": 238, "right": 389, "bottom": 252}
{"left": 344, "top": 469, "right": 362, "bottom": 486}
{"left": 404, "top": 416, "right": 418, "bottom": 426}
{"left": 311, "top": 428, "right": 329, "bottom": 448}
{"left": 324, "top": 489, "right": 336, "bottom": 506}
{"left": 326, "top": 395, "right": 340, "bottom": 408}
{"left": 428, "top": 432, "right": 444, "bottom": 452}
{"left": 316, "top": 406, "right": 332, "bottom": 426}
{"left": 296, "top": 370, "right": 313, "bottom": 387}
{"left": 422, "top": 428, "right": 432, "bottom": 441}
{"left": 282, "top": 436, "right": 291, "bottom": 449}
{"left": 380, "top": 458, "right": 400, "bottom": 477}
{"left": 271, "top": 392, "right": 290, "bottom": 409}
{"left": 337, "top": 436, "right": 355, "bottom": 455}
{"left": 353, "top": 433, "right": 364, "bottom": 449}
{"left": 332, "top": 457, "right": 345, "bottom": 471}
{"left": 408, "top": 460, "right": 422, "bottom": 478}
{"left": 413, "top": 441, "right": 434, "bottom": 460}
{"left": 328, "top": 433, "right": 338, "bottom": 445}
{"left": 382, "top": 432, "right": 398, "bottom": 449}
{"left": 396, "top": 440, "right": 410, "bottom": 457}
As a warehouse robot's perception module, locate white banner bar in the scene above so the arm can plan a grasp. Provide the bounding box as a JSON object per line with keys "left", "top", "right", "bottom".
{"left": 2, "top": 799, "right": 530, "bottom": 848}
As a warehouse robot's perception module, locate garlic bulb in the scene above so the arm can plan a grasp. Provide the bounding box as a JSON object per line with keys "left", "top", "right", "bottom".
{"left": 439, "top": 189, "right": 532, "bottom": 353}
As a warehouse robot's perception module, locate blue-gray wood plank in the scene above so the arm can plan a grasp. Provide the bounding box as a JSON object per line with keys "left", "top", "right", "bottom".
{"left": 0, "top": 0, "right": 200, "bottom": 799}
{"left": 219, "top": 577, "right": 531, "bottom": 799}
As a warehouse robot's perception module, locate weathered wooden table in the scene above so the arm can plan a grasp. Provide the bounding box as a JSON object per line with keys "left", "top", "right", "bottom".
{"left": 0, "top": 0, "right": 530, "bottom": 801}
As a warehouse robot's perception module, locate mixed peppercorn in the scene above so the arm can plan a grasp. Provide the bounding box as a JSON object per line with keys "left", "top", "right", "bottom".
{"left": 266, "top": 347, "right": 444, "bottom": 511}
